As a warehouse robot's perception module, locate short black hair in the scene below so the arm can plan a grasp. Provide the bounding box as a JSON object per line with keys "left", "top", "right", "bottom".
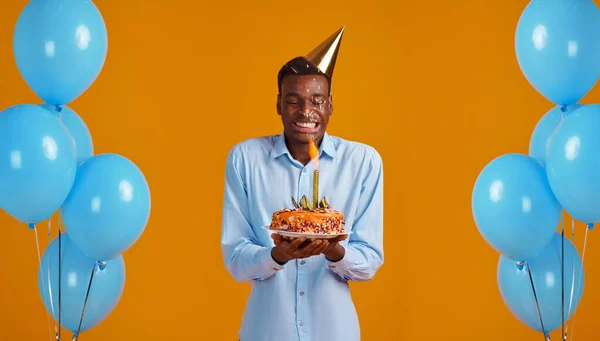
{"left": 277, "top": 56, "right": 332, "bottom": 94}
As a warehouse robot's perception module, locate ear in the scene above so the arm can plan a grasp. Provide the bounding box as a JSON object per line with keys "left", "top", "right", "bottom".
{"left": 328, "top": 95, "right": 334, "bottom": 116}
{"left": 276, "top": 94, "right": 282, "bottom": 115}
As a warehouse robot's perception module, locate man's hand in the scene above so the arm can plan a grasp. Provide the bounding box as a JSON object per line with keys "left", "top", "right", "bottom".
{"left": 271, "top": 234, "right": 349, "bottom": 263}
{"left": 270, "top": 234, "right": 329, "bottom": 264}
{"left": 321, "top": 235, "right": 348, "bottom": 262}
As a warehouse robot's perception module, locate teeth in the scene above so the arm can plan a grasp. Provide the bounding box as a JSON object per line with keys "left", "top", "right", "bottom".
{"left": 296, "top": 122, "right": 316, "bottom": 128}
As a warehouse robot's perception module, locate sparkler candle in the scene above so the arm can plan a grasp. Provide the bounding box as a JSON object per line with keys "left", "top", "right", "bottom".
{"left": 309, "top": 138, "right": 320, "bottom": 208}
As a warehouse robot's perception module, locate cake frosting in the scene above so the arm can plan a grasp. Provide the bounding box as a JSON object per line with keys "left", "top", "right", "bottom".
{"left": 270, "top": 196, "right": 345, "bottom": 234}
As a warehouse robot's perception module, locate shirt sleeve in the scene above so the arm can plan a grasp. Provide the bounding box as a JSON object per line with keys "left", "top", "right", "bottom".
{"left": 327, "top": 148, "right": 384, "bottom": 282}
{"left": 221, "top": 146, "right": 285, "bottom": 282}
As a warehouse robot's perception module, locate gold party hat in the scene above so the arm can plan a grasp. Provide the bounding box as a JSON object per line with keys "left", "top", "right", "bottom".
{"left": 304, "top": 27, "right": 345, "bottom": 78}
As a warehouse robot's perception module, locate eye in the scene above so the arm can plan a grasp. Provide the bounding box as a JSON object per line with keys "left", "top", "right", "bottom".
{"left": 313, "top": 98, "right": 326, "bottom": 105}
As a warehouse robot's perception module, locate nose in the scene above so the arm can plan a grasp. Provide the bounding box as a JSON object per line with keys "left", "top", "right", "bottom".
{"left": 300, "top": 101, "right": 311, "bottom": 112}
{"left": 300, "top": 102, "right": 316, "bottom": 117}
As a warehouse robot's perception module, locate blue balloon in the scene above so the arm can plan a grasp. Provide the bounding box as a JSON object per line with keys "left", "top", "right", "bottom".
{"left": 546, "top": 104, "right": 600, "bottom": 223}
{"left": 0, "top": 104, "right": 77, "bottom": 223}
{"left": 13, "top": 0, "right": 108, "bottom": 105}
{"left": 497, "top": 233, "right": 584, "bottom": 333}
{"left": 515, "top": 0, "right": 600, "bottom": 105}
{"left": 529, "top": 104, "right": 582, "bottom": 165}
{"left": 62, "top": 154, "right": 151, "bottom": 261}
{"left": 38, "top": 232, "right": 125, "bottom": 333}
{"left": 472, "top": 153, "right": 561, "bottom": 261}
{"left": 529, "top": 104, "right": 583, "bottom": 165}
{"left": 39, "top": 104, "right": 94, "bottom": 165}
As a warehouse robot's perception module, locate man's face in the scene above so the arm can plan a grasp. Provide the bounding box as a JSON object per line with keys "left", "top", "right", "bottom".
{"left": 278, "top": 74, "right": 332, "bottom": 145}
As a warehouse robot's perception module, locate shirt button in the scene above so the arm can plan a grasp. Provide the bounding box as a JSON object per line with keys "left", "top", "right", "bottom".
{"left": 303, "top": 168, "right": 307, "bottom": 172}
{"left": 299, "top": 322, "right": 305, "bottom": 326}
{"left": 299, "top": 291, "right": 305, "bottom": 296}
{"left": 300, "top": 260, "right": 306, "bottom": 265}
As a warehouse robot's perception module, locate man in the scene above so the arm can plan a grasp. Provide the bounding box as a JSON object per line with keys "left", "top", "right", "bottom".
{"left": 221, "top": 27, "right": 384, "bottom": 341}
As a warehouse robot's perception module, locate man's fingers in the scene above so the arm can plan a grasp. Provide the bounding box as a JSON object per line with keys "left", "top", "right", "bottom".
{"left": 334, "top": 235, "right": 349, "bottom": 242}
{"left": 272, "top": 234, "right": 287, "bottom": 245}
{"left": 310, "top": 240, "right": 329, "bottom": 256}
{"left": 289, "top": 237, "right": 307, "bottom": 249}
{"left": 299, "top": 240, "right": 323, "bottom": 256}
{"left": 327, "top": 235, "right": 347, "bottom": 245}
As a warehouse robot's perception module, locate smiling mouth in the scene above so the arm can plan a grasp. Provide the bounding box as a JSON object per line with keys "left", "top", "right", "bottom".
{"left": 293, "top": 122, "right": 319, "bottom": 129}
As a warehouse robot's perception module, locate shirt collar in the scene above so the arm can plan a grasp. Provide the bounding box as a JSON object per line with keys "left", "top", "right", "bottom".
{"left": 269, "top": 132, "right": 337, "bottom": 160}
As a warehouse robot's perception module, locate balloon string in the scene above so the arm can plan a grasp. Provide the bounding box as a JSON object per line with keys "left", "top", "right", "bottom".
{"left": 58, "top": 212, "right": 63, "bottom": 341}
{"left": 521, "top": 261, "right": 549, "bottom": 340}
{"left": 72, "top": 262, "right": 102, "bottom": 341}
{"left": 32, "top": 224, "right": 54, "bottom": 341}
{"left": 561, "top": 211, "right": 565, "bottom": 341}
{"left": 47, "top": 218, "right": 60, "bottom": 338}
{"left": 569, "top": 223, "right": 591, "bottom": 341}
{"left": 47, "top": 219, "right": 56, "bottom": 323}
{"left": 566, "top": 218, "right": 576, "bottom": 339}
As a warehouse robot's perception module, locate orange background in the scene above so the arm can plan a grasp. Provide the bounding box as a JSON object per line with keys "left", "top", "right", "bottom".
{"left": 0, "top": 0, "right": 599, "bottom": 340}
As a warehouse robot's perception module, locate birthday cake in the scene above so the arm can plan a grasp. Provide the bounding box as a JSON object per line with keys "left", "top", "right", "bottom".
{"left": 270, "top": 196, "right": 345, "bottom": 235}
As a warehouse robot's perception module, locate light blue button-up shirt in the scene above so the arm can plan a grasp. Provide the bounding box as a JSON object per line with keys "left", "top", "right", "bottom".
{"left": 221, "top": 132, "right": 384, "bottom": 341}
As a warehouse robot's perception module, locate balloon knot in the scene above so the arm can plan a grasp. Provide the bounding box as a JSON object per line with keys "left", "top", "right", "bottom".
{"left": 588, "top": 223, "right": 594, "bottom": 230}
{"left": 71, "top": 331, "right": 79, "bottom": 340}
{"left": 516, "top": 261, "right": 526, "bottom": 270}
{"left": 560, "top": 106, "right": 567, "bottom": 112}
{"left": 55, "top": 105, "right": 62, "bottom": 113}
{"left": 96, "top": 261, "right": 107, "bottom": 271}
{"left": 28, "top": 223, "right": 35, "bottom": 230}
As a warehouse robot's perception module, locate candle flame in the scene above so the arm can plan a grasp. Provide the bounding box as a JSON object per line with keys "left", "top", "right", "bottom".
{"left": 309, "top": 138, "right": 319, "bottom": 170}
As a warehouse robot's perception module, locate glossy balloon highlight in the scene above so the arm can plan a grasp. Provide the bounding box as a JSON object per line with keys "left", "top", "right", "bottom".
{"left": 529, "top": 104, "right": 582, "bottom": 166}
{"left": 0, "top": 104, "right": 77, "bottom": 223}
{"left": 472, "top": 153, "right": 561, "bottom": 261}
{"left": 40, "top": 104, "right": 94, "bottom": 165}
{"left": 546, "top": 104, "right": 600, "bottom": 223}
{"left": 515, "top": 0, "right": 600, "bottom": 105}
{"left": 62, "top": 154, "right": 151, "bottom": 261}
{"left": 497, "top": 233, "right": 584, "bottom": 333}
{"left": 13, "top": 0, "right": 108, "bottom": 105}
{"left": 38, "top": 233, "right": 126, "bottom": 332}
